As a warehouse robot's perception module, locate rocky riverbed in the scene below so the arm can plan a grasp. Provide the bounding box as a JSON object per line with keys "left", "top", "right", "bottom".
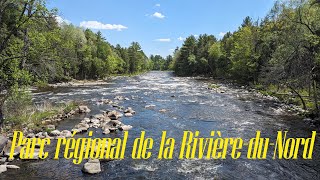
{"left": 0, "top": 71, "right": 319, "bottom": 179}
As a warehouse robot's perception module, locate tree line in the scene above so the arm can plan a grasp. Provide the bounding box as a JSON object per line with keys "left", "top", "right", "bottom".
{"left": 0, "top": 0, "right": 153, "bottom": 122}
{"left": 172, "top": 0, "right": 320, "bottom": 114}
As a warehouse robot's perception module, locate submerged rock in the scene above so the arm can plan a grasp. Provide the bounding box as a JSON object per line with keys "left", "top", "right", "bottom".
{"left": 145, "top": 105, "right": 156, "bottom": 109}
{"left": 82, "top": 159, "right": 101, "bottom": 174}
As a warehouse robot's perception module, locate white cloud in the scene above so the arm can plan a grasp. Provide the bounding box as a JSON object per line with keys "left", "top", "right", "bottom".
{"left": 79, "top": 21, "right": 127, "bottom": 31}
{"left": 152, "top": 12, "right": 165, "bottom": 19}
{"left": 178, "top": 36, "right": 185, "bottom": 41}
{"left": 194, "top": 34, "right": 199, "bottom": 37}
{"left": 55, "top": 16, "right": 71, "bottom": 25}
{"left": 219, "top": 32, "right": 226, "bottom": 37}
{"left": 155, "top": 38, "right": 171, "bottom": 42}
{"left": 155, "top": 4, "right": 161, "bottom": 7}
{"left": 169, "top": 49, "right": 175, "bottom": 52}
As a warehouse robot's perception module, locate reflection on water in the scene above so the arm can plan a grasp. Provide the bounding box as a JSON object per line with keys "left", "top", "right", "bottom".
{"left": 1, "top": 71, "right": 320, "bottom": 180}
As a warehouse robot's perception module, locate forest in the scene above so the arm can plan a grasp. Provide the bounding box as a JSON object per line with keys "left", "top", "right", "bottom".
{"left": 0, "top": 0, "right": 155, "bottom": 122}
{"left": 172, "top": 0, "right": 320, "bottom": 115}
{"left": 0, "top": 0, "right": 320, "bottom": 124}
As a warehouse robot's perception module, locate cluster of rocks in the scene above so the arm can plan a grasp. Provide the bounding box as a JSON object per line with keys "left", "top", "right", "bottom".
{"left": 72, "top": 107, "right": 134, "bottom": 136}
{"left": 0, "top": 136, "right": 21, "bottom": 174}
{"left": 0, "top": 98, "right": 136, "bottom": 175}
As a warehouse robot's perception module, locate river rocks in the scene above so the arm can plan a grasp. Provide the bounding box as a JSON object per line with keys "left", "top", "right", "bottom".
{"left": 124, "top": 107, "right": 135, "bottom": 114}
{"left": 82, "top": 159, "right": 101, "bottom": 174}
{"left": 159, "top": 109, "right": 167, "bottom": 113}
{"left": 49, "top": 130, "right": 61, "bottom": 136}
{"left": 0, "top": 165, "right": 7, "bottom": 174}
{"left": 78, "top": 106, "right": 91, "bottom": 113}
{"left": 0, "top": 135, "right": 8, "bottom": 153}
{"left": 107, "top": 111, "right": 123, "bottom": 120}
{"left": 26, "top": 133, "right": 35, "bottom": 138}
{"left": 0, "top": 157, "right": 7, "bottom": 164}
{"left": 75, "top": 123, "right": 90, "bottom": 132}
{"left": 114, "top": 96, "right": 124, "bottom": 101}
{"left": 145, "top": 104, "right": 156, "bottom": 109}
{"left": 103, "top": 129, "right": 110, "bottom": 135}
{"left": 35, "top": 132, "right": 45, "bottom": 139}
{"left": 41, "top": 119, "right": 52, "bottom": 125}
{"left": 124, "top": 113, "right": 133, "bottom": 117}
{"left": 119, "top": 125, "right": 133, "bottom": 131}
{"left": 3, "top": 141, "right": 21, "bottom": 157}
{"left": 60, "top": 130, "right": 72, "bottom": 138}
{"left": 6, "top": 165, "right": 20, "bottom": 169}
{"left": 47, "top": 125, "right": 55, "bottom": 131}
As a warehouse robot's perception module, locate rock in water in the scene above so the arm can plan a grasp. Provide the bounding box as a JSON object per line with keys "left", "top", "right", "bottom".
{"left": 124, "top": 113, "right": 133, "bottom": 117}
{"left": 50, "top": 130, "right": 61, "bottom": 136}
{"left": 47, "top": 125, "right": 55, "bottom": 130}
{"left": 119, "top": 125, "right": 133, "bottom": 131}
{"left": 3, "top": 141, "right": 21, "bottom": 157}
{"left": 82, "top": 159, "right": 101, "bottom": 174}
{"left": 0, "top": 165, "right": 7, "bottom": 174}
{"left": 0, "top": 135, "right": 8, "bottom": 153}
{"left": 6, "top": 165, "right": 20, "bottom": 169}
{"left": 78, "top": 106, "right": 91, "bottom": 113}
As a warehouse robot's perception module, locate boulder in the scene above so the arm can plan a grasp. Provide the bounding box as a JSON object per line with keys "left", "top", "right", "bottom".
{"left": 3, "top": 141, "right": 21, "bottom": 157}
{"left": 102, "top": 129, "right": 110, "bottom": 135}
{"left": 124, "top": 107, "right": 135, "bottom": 114}
{"left": 159, "top": 109, "right": 167, "bottom": 113}
{"left": 0, "top": 165, "right": 7, "bottom": 174}
{"left": 47, "top": 125, "right": 55, "bottom": 131}
{"left": 107, "top": 111, "right": 123, "bottom": 120}
{"left": 35, "top": 132, "right": 45, "bottom": 138}
{"left": 26, "top": 133, "right": 35, "bottom": 138}
{"left": 60, "top": 130, "right": 72, "bottom": 138}
{"left": 82, "top": 159, "right": 101, "bottom": 174}
{"left": 0, "top": 135, "right": 8, "bottom": 153}
{"left": 124, "top": 113, "right": 133, "bottom": 117}
{"left": 6, "top": 165, "right": 20, "bottom": 169}
{"left": 78, "top": 106, "right": 91, "bottom": 113}
{"left": 75, "top": 123, "right": 90, "bottom": 132}
{"left": 49, "top": 130, "right": 61, "bottom": 136}
{"left": 119, "top": 125, "right": 133, "bottom": 131}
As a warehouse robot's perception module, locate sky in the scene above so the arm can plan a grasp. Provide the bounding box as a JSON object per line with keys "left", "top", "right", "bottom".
{"left": 48, "top": 0, "right": 276, "bottom": 57}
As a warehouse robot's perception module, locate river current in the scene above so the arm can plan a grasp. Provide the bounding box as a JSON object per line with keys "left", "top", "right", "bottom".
{"left": 1, "top": 71, "right": 319, "bottom": 180}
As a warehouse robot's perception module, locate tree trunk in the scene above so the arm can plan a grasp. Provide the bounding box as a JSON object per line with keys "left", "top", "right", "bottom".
{"left": 288, "top": 85, "right": 307, "bottom": 110}
{"left": 0, "top": 100, "right": 4, "bottom": 125}
{"left": 21, "top": 28, "right": 29, "bottom": 69}
{"left": 313, "top": 80, "right": 319, "bottom": 115}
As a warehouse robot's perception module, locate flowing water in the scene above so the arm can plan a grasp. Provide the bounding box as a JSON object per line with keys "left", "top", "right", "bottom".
{"left": 1, "top": 71, "right": 320, "bottom": 180}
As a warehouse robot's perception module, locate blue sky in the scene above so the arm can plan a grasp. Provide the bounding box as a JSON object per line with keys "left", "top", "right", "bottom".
{"left": 48, "top": 0, "right": 275, "bottom": 57}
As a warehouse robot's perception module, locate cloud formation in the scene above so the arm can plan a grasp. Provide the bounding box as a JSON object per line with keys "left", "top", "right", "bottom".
{"left": 152, "top": 12, "right": 165, "bottom": 19}
{"left": 80, "top": 21, "right": 128, "bottom": 31}
{"left": 219, "top": 32, "right": 226, "bottom": 37}
{"left": 55, "top": 16, "right": 71, "bottom": 25}
{"left": 178, "top": 36, "right": 185, "bottom": 41}
{"left": 155, "top": 38, "right": 171, "bottom": 42}
{"left": 155, "top": 4, "right": 161, "bottom": 7}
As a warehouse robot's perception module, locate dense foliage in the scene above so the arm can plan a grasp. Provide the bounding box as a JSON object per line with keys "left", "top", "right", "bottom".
{"left": 172, "top": 0, "right": 320, "bottom": 114}
{"left": 0, "top": 0, "right": 151, "bottom": 122}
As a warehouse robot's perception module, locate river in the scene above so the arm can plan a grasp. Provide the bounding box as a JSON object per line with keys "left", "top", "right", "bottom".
{"left": 1, "top": 71, "right": 319, "bottom": 180}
